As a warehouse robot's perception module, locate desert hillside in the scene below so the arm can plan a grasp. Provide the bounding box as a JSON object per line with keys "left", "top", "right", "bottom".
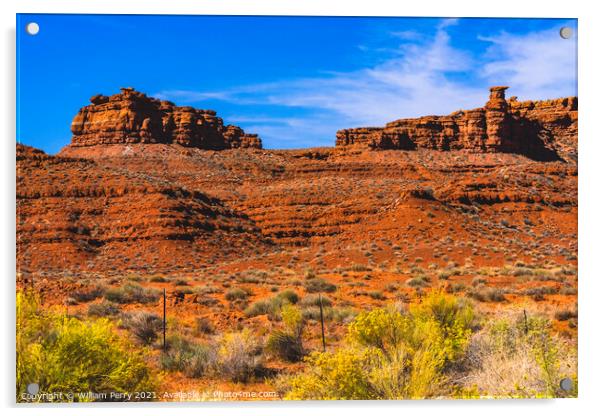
{"left": 16, "top": 86, "right": 578, "bottom": 400}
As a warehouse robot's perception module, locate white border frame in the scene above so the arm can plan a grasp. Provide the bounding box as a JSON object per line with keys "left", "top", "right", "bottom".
{"left": 2, "top": 1, "right": 601, "bottom": 415}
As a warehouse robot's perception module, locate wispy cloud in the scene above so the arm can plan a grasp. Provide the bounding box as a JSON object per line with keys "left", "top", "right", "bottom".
{"left": 478, "top": 26, "right": 577, "bottom": 100}
{"left": 154, "top": 90, "right": 231, "bottom": 102}
{"left": 156, "top": 20, "right": 577, "bottom": 148}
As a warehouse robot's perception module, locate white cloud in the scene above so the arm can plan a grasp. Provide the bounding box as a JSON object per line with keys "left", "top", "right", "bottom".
{"left": 478, "top": 27, "right": 577, "bottom": 100}
{"left": 154, "top": 90, "right": 231, "bottom": 102}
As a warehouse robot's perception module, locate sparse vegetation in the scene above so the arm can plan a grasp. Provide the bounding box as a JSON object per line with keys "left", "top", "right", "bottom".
{"left": 104, "top": 283, "right": 160, "bottom": 304}
{"left": 225, "top": 287, "right": 251, "bottom": 301}
{"left": 160, "top": 335, "right": 216, "bottom": 378}
{"left": 17, "top": 291, "right": 156, "bottom": 401}
{"left": 217, "top": 329, "right": 264, "bottom": 382}
{"left": 304, "top": 277, "right": 337, "bottom": 293}
{"left": 267, "top": 304, "right": 305, "bottom": 362}
{"left": 87, "top": 301, "right": 120, "bottom": 317}
{"left": 122, "top": 312, "right": 163, "bottom": 345}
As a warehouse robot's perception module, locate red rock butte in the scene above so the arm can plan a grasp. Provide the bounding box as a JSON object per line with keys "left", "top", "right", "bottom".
{"left": 336, "top": 86, "right": 577, "bottom": 161}
{"left": 69, "top": 87, "right": 262, "bottom": 150}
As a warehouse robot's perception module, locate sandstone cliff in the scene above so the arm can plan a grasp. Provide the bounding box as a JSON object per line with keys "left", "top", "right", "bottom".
{"left": 335, "top": 87, "right": 577, "bottom": 161}
{"left": 68, "top": 88, "right": 262, "bottom": 150}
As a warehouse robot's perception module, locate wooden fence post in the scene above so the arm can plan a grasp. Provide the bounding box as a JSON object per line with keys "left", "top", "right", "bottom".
{"left": 319, "top": 293, "right": 326, "bottom": 352}
{"left": 163, "top": 288, "right": 167, "bottom": 352}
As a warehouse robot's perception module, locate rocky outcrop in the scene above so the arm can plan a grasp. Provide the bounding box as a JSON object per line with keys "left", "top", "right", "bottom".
{"left": 69, "top": 88, "right": 262, "bottom": 150}
{"left": 335, "top": 87, "right": 577, "bottom": 161}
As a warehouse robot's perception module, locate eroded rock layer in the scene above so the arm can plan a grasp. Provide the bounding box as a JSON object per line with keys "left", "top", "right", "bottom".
{"left": 17, "top": 144, "right": 272, "bottom": 273}
{"left": 335, "top": 87, "right": 577, "bottom": 161}
{"left": 68, "top": 88, "right": 262, "bottom": 150}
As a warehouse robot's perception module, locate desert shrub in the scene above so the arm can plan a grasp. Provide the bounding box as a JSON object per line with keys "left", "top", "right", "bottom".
{"left": 469, "top": 287, "right": 506, "bottom": 302}
{"left": 267, "top": 331, "right": 303, "bottom": 362}
{"left": 122, "top": 312, "right": 162, "bottom": 346}
{"left": 244, "top": 290, "right": 298, "bottom": 318}
{"left": 525, "top": 286, "right": 559, "bottom": 301}
{"left": 406, "top": 275, "right": 430, "bottom": 288}
{"left": 194, "top": 316, "right": 214, "bottom": 335}
{"left": 267, "top": 304, "right": 304, "bottom": 362}
{"left": 71, "top": 285, "right": 105, "bottom": 303}
{"left": 368, "top": 291, "right": 386, "bottom": 300}
{"left": 559, "top": 286, "right": 577, "bottom": 296}
{"left": 225, "top": 287, "right": 251, "bottom": 301}
{"left": 244, "top": 299, "right": 274, "bottom": 317}
{"left": 149, "top": 275, "right": 167, "bottom": 283}
{"left": 160, "top": 335, "right": 216, "bottom": 378}
{"left": 284, "top": 348, "right": 380, "bottom": 400}
{"left": 301, "top": 306, "right": 355, "bottom": 323}
{"left": 461, "top": 313, "right": 577, "bottom": 397}
{"left": 384, "top": 283, "right": 398, "bottom": 292}
{"left": 104, "top": 283, "right": 160, "bottom": 304}
{"left": 554, "top": 309, "right": 577, "bottom": 321}
{"left": 304, "top": 268, "right": 316, "bottom": 279}
{"left": 193, "top": 284, "right": 221, "bottom": 295}
{"left": 87, "top": 301, "right": 120, "bottom": 317}
{"left": 283, "top": 291, "right": 476, "bottom": 399}
{"left": 16, "top": 291, "right": 155, "bottom": 402}
{"left": 276, "top": 289, "right": 299, "bottom": 304}
{"left": 217, "top": 329, "right": 263, "bottom": 382}
{"left": 304, "top": 277, "right": 337, "bottom": 293}
{"left": 300, "top": 294, "right": 332, "bottom": 308}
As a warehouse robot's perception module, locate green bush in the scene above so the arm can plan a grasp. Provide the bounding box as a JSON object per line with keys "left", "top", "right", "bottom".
{"left": 276, "top": 289, "right": 299, "bottom": 304}
{"left": 225, "top": 287, "right": 251, "bottom": 301}
{"left": 267, "top": 304, "right": 305, "bottom": 362}
{"left": 283, "top": 291, "right": 475, "bottom": 399}
{"left": 285, "top": 348, "right": 380, "bottom": 400}
{"left": 194, "top": 316, "right": 214, "bottom": 335}
{"left": 87, "top": 301, "right": 120, "bottom": 317}
{"left": 301, "top": 306, "right": 355, "bottom": 323}
{"left": 244, "top": 290, "right": 299, "bottom": 318}
{"left": 104, "top": 283, "right": 160, "bottom": 304}
{"left": 300, "top": 294, "right": 332, "bottom": 308}
{"left": 267, "top": 330, "right": 304, "bottom": 363}
{"left": 304, "top": 277, "right": 337, "bottom": 293}
{"left": 160, "top": 335, "right": 216, "bottom": 378}
{"left": 406, "top": 275, "right": 430, "bottom": 288}
{"left": 16, "top": 291, "right": 156, "bottom": 402}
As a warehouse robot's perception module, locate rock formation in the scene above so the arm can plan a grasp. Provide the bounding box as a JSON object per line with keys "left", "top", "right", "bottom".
{"left": 69, "top": 87, "right": 262, "bottom": 150}
{"left": 335, "top": 87, "right": 577, "bottom": 161}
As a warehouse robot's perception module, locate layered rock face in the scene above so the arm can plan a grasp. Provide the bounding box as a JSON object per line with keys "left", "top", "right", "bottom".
{"left": 16, "top": 144, "right": 272, "bottom": 273}
{"left": 336, "top": 87, "right": 577, "bottom": 161}
{"left": 69, "top": 88, "right": 262, "bottom": 150}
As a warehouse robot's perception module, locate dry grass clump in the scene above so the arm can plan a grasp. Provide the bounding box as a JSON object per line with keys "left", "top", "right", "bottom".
{"left": 459, "top": 312, "right": 577, "bottom": 397}
{"left": 121, "top": 311, "right": 163, "bottom": 346}
{"left": 225, "top": 287, "right": 252, "bottom": 301}
{"left": 276, "top": 293, "right": 576, "bottom": 399}
{"left": 245, "top": 290, "right": 300, "bottom": 319}
{"left": 104, "top": 283, "right": 160, "bottom": 304}
{"left": 72, "top": 285, "right": 106, "bottom": 302}
{"left": 87, "top": 301, "right": 120, "bottom": 317}
{"left": 469, "top": 286, "right": 506, "bottom": 302}
{"left": 304, "top": 277, "right": 337, "bottom": 293}
{"left": 194, "top": 316, "right": 215, "bottom": 335}
{"left": 160, "top": 335, "right": 216, "bottom": 378}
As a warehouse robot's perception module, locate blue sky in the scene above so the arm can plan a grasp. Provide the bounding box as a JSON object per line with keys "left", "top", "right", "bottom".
{"left": 17, "top": 14, "right": 577, "bottom": 153}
